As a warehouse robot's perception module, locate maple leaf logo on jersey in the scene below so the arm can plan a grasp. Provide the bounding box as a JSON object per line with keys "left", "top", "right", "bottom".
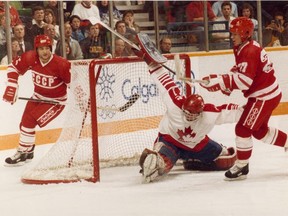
{"left": 177, "top": 126, "right": 196, "bottom": 142}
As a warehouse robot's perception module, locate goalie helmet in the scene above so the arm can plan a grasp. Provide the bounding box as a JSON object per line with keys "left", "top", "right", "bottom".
{"left": 182, "top": 94, "right": 204, "bottom": 121}
{"left": 34, "top": 35, "right": 52, "bottom": 50}
{"left": 230, "top": 17, "right": 254, "bottom": 42}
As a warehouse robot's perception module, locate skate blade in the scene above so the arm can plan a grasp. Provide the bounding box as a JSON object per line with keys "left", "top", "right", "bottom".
{"left": 224, "top": 175, "right": 247, "bottom": 181}
{"left": 4, "top": 161, "right": 26, "bottom": 167}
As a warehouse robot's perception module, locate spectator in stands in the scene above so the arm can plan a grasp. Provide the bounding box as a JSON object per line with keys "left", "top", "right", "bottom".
{"left": 44, "top": 0, "right": 59, "bottom": 24}
{"left": 122, "top": 10, "right": 140, "bottom": 34}
{"left": 115, "top": 20, "right": 134, "bottom": 56}
{"left": 211, "top": 1, "right": 235, "bottom": 49}
{"left": 0, "top": 37, "right": 20, "bottom": 65}
{"left": 212, "top": 1, "right": 238, "bottom": 18}
{"left": 0, "top": 12, "right": 6, "bottom": 46}
{"left": 113, "top": 38, "right": 129, "bottom": 58}
{"left": 43, "top": 24, "right": 58, "bottom": 53}
{"left": 44, "top": 8, "right": 60, "bottom": 40}
{"left": 97, "top": 0, "right": 122, "bottom": 25}
{"left": 13, "top": 24, "right": 33, "bottom": 55}
{"left": 63, "top": 40, "right": 74, "bottom": 59}
{"left": 25, "top": 6, "right": 46, "bottom": 48}
{"left": 263, "top": 11, "right": 286, "bottom": 47}
{"left": 0, "top": 1, "right": 22, "bottom": 27}
{"left": 70, "top": 15, "right": 85, "bottom": 42}
{"left": 115, "top": 20, "right": 127, "bottom": 36}
{"left": 166, "top": 1, "right": 190, "bottom": 22}
{"left": 240, "top": 2, "right": 258, "bottom": 41}
{"left": 55, "top": 22, "right": 83, "bottom": 60}
{"left": 0, "top": 13, "right": 6, "bottom": 61}
{"left": 71, "top": 0, "right": 100, "bottom": 27}
{"left": 185, "top": 1, "right": 216, "bottom": 51}
{"left": 80, "top": 23, "right": 108, "bottom": 59}
{"left": 159, "top": 37, "right": 172, "bottom": 54}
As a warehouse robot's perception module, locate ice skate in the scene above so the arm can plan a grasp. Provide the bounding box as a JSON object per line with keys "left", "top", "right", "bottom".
{"left": 25, "top": 145, "right": 35, "bottom": 162}
{"left": 5, "top": 150, "right": 29, "bottom": 167}
{"left": 224, "top": 162, "right": 249, "bottom": 181}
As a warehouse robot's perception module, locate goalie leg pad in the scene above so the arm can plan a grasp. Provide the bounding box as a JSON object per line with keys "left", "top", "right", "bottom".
{"left": 139, "top": 148, "right": 167, "bottom": 183}
{"left": 214, "top": 147, "right": 237, "bottom": 170}
{"left": 133, "top": 33, "right": 167, "bottom": 66}
{"left": 183, "top": 147, "right": 236, "bottom": 171}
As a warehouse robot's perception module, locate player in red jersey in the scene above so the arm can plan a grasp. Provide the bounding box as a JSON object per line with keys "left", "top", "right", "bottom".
{"left": 3, "top": 35, "right": 71, "bottom": 166}
{"left": 200, "top": 17, "right": 288, "bottom": 180}
{"left": 130, "top": 33, "right": 243, "bottom": 183}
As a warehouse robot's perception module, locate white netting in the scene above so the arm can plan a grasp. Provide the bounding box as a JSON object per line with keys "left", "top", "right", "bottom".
{"left": 21, "top": 55, "right": 191, "bottom": 184}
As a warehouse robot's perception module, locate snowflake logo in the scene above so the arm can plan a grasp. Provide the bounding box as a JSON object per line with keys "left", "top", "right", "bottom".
{"left": 97, "top": 65, "right": 116, "bottom": 102}
{"left": 96, "top": 65, "right": 117, "bottom": 119}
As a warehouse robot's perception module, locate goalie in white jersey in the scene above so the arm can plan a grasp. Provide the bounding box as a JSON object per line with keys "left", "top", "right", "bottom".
{"left": 132, "top": 33, "right": 243, "bottom": 183}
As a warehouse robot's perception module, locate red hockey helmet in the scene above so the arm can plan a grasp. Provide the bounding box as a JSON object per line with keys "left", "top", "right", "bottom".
{"left": 230, "top": 17, "right": 254, "bottom": 42}
{"left": 34, "top": 35, "right": 52, "bottom": 50}
{"left": 182, "top": 94, "right": 204, "bottom": 121}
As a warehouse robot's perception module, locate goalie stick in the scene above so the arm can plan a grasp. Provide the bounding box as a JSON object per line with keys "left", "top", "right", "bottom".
{"left": 18, "top": 94, "right": 140, "bottom": 112}
{"left": 88, "top": 17, "right": 207, "bottom": 85}
{"left": 173, "top": 53, "right": 209, "bottom": 85}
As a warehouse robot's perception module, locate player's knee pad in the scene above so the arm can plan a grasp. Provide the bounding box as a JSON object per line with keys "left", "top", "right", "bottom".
{"left": 155, "top": 141, "right": 178, "bottom": 169}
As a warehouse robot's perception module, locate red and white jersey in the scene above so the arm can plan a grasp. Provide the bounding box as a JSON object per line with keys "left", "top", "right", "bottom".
{"left": 151, "top": 67, "right": 242, "bottom": 151}
{"left": 7, "top": 50, "right": 71, "bottom": 101}
{"left": 230, "top": 40, "right": 281, "bottom": 100}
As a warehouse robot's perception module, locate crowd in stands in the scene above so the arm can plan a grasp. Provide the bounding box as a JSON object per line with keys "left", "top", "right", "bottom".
{"left": 1, "top": 1, "right": 288, "bottom": 65}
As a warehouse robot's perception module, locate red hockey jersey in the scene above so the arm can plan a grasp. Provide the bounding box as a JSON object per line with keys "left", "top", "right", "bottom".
{"left": 231, "top": 40, "right": 281, "bottom": 100}
{"left": 7, "top": 51, "right": 71, "bottom": 100}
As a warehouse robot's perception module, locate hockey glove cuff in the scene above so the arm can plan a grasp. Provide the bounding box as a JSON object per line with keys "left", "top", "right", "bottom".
{"left": 200, "top": 74, "right": 232, "bottom": 96}
{"left": 3, "top": 81, "right": 18, "bottom": 104}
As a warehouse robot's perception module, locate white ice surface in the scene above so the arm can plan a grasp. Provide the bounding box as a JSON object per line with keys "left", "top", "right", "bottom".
{"left": 1, "top": 115, "right": 288, "bottom": 216}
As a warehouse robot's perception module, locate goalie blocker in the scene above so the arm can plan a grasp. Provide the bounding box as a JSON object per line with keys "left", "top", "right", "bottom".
{"left": 132, "top": 33, "right": 167, "bottom": 66}
{"left": 183, "top": 147, "right": 236, "bottom": 171}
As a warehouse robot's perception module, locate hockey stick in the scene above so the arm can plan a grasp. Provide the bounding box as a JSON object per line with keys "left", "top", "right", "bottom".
{"left": 19, "top": 94, "right": 140, "bottom": 112}
{"left": 88, "top": 17, "right": 208, "bottom": 85}
{"left": 173, "top": 54, "right": 209, "bottom": 85}
{"left": 18, "top": 97, "right": 67, "bottom": 105}
{"left": 97, "top": 93, "right": 140, "bottom": 112}
{"left": 88, "top": 16, "right": 140, "bottom": 50}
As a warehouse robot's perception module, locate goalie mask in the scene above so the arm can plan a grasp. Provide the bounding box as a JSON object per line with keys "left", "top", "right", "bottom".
{"left": 182, "top": 94, "right": 204, "bottom": 121}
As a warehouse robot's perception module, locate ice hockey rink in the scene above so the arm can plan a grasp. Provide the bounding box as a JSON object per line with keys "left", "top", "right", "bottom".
{"left": 0, "top": 115, "right": 288, "bottom": 216}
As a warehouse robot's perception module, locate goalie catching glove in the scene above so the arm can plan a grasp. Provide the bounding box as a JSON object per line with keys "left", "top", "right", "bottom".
{"left": 132, "top": 33, "right": 167, "bottom": 66}
{"left": 200, "top": 74, "right": 232, "bottom": 96}
{"left": 3, "top": 80, "right": 18, "bottom": 105}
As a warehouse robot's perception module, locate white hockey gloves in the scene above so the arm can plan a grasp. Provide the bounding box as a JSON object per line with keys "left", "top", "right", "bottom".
{"left": 3, "top": 81, "right": 18, "bottom": 104}
{"left": 200, "top": 74, "right": 232, "bottom": 96}
{"left": 139, "top": 148, "right": 166, "bottom": 183}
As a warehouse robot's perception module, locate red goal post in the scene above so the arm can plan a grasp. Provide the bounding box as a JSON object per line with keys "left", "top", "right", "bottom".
{"left": 21, "top": 54, "right": 192, "bottom": 184}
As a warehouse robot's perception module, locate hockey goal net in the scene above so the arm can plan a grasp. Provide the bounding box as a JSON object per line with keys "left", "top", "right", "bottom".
{"left": 21, "top": 54, "right": 192, "bottom": 184}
